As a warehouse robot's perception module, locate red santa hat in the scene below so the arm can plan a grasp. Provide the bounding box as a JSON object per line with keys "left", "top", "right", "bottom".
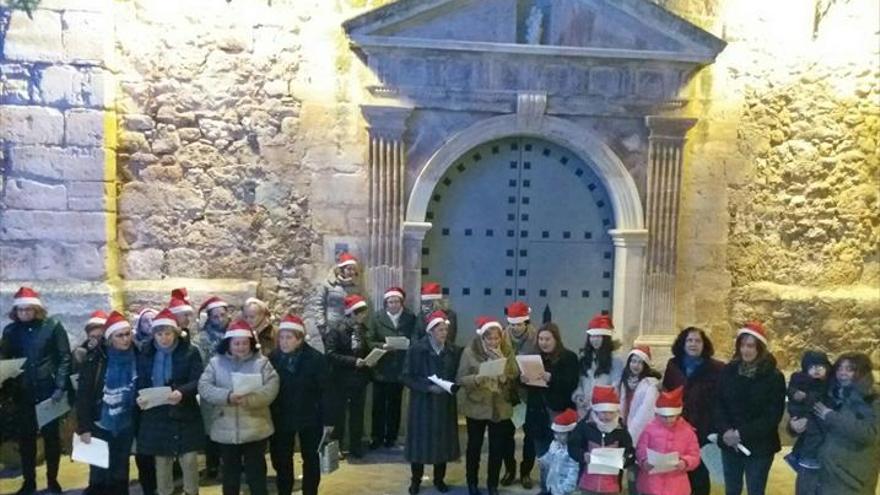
{"left": 12, "top": 286, "right": 42, "bottom": 308}
{"left": 425, "top": 310, "right": 449, "bottom": 333}
{"left": 225, "top": 319, "right": 254, "bottom": 340}
{"left": 655, "top": 386, "right": 684, "bottom": 416}
{"left": 171, "top": 287, "right": 190, "bottom": 304}
{"left": 591, "top": 385, "right": 620, "bottom": 412}
{"left": 103, "top": 311, "right": 132, "bottom": 339}
{"left": 475, "top": 316, "right": 503, "bottom": 336}
{"left": 199, "top": 296, "right": 228, "bottom": 314}
{"left": 168, "top": 297, "right": 193, "bottom": 315}
{"left": 384, "top": 286, "right": 406, "bottom": 301}
{"left": 421, "top": 282, "right": 442, "bottom": 301}
{"left": 506, "top": 301, "right": 531, "bottom": 324}
{"left": 279, "top": 314, "right": 306, "bottom": 335}
{"left": 86, "top": 310, "right": 108, "bottom": 327}
{"left": 344, "top": 294, "right": 368, "bottom": 315}
{"left": 551, "top": 408, "right": 579, "bottom": 433}
{"left": 336, "top": 252, "right": 358, "bottom": 268}
{"left": 150, "top": 308, "right": 179, "bottom": 331}
{"left": 737, "top": 320, "right": 768, "bottom": 345}
{"left": 627, "top": 345, "right": 653, "bottom": 367}
{"left": 586, "top": 313, "right": 614, "bottom": 337}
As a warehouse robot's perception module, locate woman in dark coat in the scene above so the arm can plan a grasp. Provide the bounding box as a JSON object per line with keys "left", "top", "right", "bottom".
{"left": 0, "top": 286, "right": 71, "bottom": 495}
{"left": 135, "top": 308, "right": 204, "bottom": 495}
{"left": 521, "top": 322, "right": 579, "bottom": 493}
{"left": 714, "top": 321, "right": 786, "bottom": 495}
{"left": 269, "top": 314, "right": 333, "bottom": 495}
{"left": 662, "top": 326, "right": 725, "bottom": 495}
{"left": 402, "top": 310, "right": 462, "bottom": 495}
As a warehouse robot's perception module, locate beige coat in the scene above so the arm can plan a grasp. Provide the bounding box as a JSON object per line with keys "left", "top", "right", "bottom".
{"left": 456, "top": 336, "right": 519, "bottom": 422}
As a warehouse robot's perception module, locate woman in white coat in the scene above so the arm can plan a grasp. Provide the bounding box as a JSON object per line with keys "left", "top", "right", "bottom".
{"left": 571, "top": 313, "right": 624, "bottom": 419}
{"left": 618, "top": 345, "right": 661, "bottom": 494}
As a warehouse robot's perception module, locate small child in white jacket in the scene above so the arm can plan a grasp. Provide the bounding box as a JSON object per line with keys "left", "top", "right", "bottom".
{"left": 538, "top": 408, "right": 581, "bottom": 495}
{"left": 618, "top": 345, "right": 661, "bottom": 495}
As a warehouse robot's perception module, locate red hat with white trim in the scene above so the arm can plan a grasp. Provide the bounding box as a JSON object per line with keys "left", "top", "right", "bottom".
{"left": 168, "top": 297, "right": 193, "bottom": 315}
{"left": 655, "top": 386, "right": 684, "bottom": 416}
{"left": 86, "top": 310, "right": 108, "bottom": 327}
{"left": 421, "top": 282, "right": 442, "bottom": 301}
{"left": 336, "top": 252, "right": 358, "bottom": 268}
{"left": 737, "top": 320, "right": 768, "bottom": 345}
{"left": 150, "top": 308, "right": 179, "bottom": 331}
{"left": 344, "top": 294, "right": 368, "bottom": 315}
{"left": 425, "top": 310, "right": 449, "bottom": 333}
{"left": 384, "top": 286, "right": 405, "bottom": 301}
{"left": 591, "top": 385, "right": 620, "bottom": 412}
{"left": 171, "top": 287, "right": 190, "bottom": 304}
{"left": 225, "top": 319, "right": 254, "bottom": 340}
{"left": 506, "top": 301, "right": 531, "bottom": 324}
{"left": 13, "top": 286, "right": 42, "bottom": 308}
{"left": 103, "top": 311, "right": 132, "bottom": 339}
{"left": 586, "top": 313, "right": 614, "bottom": 337}
{"left": 627, "top": 345, "right": 652, "bottom": 367}
{"left": 279, "top": 314, "right": 306, "bottom": 335}
{"left": 199, "top": 296, "right": 228, "bottom": 314}
{"left": 475, "top": 316, "right": 503, "bottom": 336}
{"left": 551, "top": 408, "right": 579, "bottom": 433}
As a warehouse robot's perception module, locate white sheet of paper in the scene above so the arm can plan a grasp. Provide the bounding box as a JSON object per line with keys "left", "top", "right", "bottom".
{"left": 138, "top": 386, "right": 173, "bottom": 410}
{"left": 35, "top": 397, "right": 70, "bottom": 428}
{"left": 647, "top": 448, "right": 680, "bottom": 474}
{"left": 72, "top": 433, "right": 109, "bottom": 468}
{"left": 69, "top": 373, "right": 79, "bottom": 392}
{"left": 385, "top": 336, "right": 410, "bottom": 350}
{"left": 363, "top": 348, "right": 388, "bottom": 367}
{"left": 587, "top": 447, "right": 625, "bottom": 474}
{"left": 0, "top": 357, "right": 26, "bottom": 385}
{"left": 231, "top": 372, "right": 263, "bottom": 395}
{"left": 428, "top": 374, "right": 455, "bottom": 394}
{"left": 478, "top": 358, "right": 507, "bottom": 378}
{"left": 515, "top": 355, "right": 547, "bottom": 387}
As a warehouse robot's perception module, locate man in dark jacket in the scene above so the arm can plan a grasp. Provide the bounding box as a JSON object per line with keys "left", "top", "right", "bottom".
{"left": 0, "top": 287, "right": 71, "bottom": 495}
{"left": 367, "top": 286, "right": 417, "bottom": 449}
{"left": 269, "top": 314, "right": 333, "bottom": 495}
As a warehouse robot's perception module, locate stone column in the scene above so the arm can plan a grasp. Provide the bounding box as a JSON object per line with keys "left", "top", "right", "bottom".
{"left": 608, "top": 229, "right": 649, "bottom": 347}
{"left": 637, "top": 116, "right": 697, "bottom": 361}
{"left": 361, "top": 104, "right": 413, "bottom": 309}
{"left": 401, "top": 221, "right": 432, "bottom": 313}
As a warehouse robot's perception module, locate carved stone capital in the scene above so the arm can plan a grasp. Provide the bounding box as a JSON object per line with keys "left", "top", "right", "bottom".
{"left": 516, "top": 91, "right": 547, "bottom": 130}
{"left": 609, "top": 229, "right": 650, "bottom": 248}
{"left": 361, "top": 104, "right": 414, "bottom": 141}
{"left": 645, "top": 116, "right": 697, "bottom": 141}
{"left": 402, "top": 221, "right": 432, "bottom": 241}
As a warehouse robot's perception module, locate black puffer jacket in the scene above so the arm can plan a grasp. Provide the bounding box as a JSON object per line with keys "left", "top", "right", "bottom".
{"left": 269, "top": 343, "right": 331, "bottom": 432}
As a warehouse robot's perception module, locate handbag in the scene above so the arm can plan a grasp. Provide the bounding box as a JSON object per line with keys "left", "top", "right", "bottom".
{"left": 318, "top": 430, "right": 340, "bottom": 474}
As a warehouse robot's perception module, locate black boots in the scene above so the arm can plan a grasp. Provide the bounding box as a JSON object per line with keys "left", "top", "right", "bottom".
{"left": 500, "top": 466, "right": 517, "bottom": 486}
{"left": 521, "top": 473, "right": 534, "bottom": 489}
{"left": 433, "top": 479, "right": 450, "bottom": 493}
{"left": 13, "top": 480, "right": 36, "bottom": 495}
{"left": 46, "top": 479, "right": 63, "bottom": 494}
{"left": 408, "top": 481, "right": 420, "bottom": 494}
{"left": 467, "top": 483, "right": 482, "bottom": 495}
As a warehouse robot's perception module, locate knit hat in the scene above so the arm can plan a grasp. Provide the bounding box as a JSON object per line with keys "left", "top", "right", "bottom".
{"left": 225, "top": 319, "right": 254, "bottom": 339}
{"left": 86, "top": 310, "right": 109, "bottom": 327}
{"left": 425, "top": 310, "right": 449, "bottom": 333}
{"left": 591, "top": 385, "right": 620, "bottom": 412}
{"left": 337, "top": 252, "right": 358, "bottom": 268}
{"left": 150, "top": 308, "right": 179, "bottom": 331}
{"left": 586, "top": 313, "right": 614, "bottom": 337}
{"left": 12, "top": 286, "right": 42, "bottom": 308}
{"left": 506, "top": 301, "right": 531, "bottom": 324}
{"left": 475, "top": 316, "right": 503, "bottom": 336}
{"left": 551, "top": 409, "right": 579, "bottom": 433}
{"left": 169, "top": 297, "right": 193, "bottom": 315}
{"left": 737, "top": 320, "right": 767, "bottom": 345}
{"left": 199, "top": 296, "right": 228, "bottom": 314}
{"left": 344, "top": 294, "right": 368, "bottom": 315}
{"left": 279, "top": 314, "right": 306, "bottom": 335}
{"left": 421, "top": 282, "right": 442, "bottom": 301}
{"left": 103, "top": 311, "right": 132, "bottom": 339}
{"left": 627, "top": 345, "right": 652, "bottom": 367}
{"left": 801, "top": 350, "right": 831, "bottom": 373}
{"left": 655, "top": 386, "right": 684, "bottom": 416}
{"left": 384, "top": 286, "right": 405, "bottom": 301}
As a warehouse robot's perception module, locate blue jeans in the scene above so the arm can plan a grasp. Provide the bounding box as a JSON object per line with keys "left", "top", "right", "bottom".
{"left": 721, "top": 449, "right": 774, "bottom": 495}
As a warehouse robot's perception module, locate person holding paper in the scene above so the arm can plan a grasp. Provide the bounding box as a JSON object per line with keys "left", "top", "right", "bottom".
{"left": 402, "top": 310, "right": 461, "bottom": 494}
{"left": 198, "top": 319, "right": 279, "bottom": 495}
{"left": 713, "top": 321, "right": 785, "bottom": 495}
{"left": 618, "top": 345, "right": 661, "bottom": 495}
{"left": 367, "top": 286, "right": 417, "bottom": 449}
{"left": 635, "top": 387, "right": 700, "bottom": 495}
{"left": 135, "top": 308, "right": 205, "bottom": 495}
{"left": 74, "top": 310, "right": 139, "bottom": 495}
{"left": 567, "top": 385, "right": 634, "bottom": 494}
{"left": 572, "top": 313, "right": 624, "bottom": 420}
{"left": 72, "top": 310, "right": 108, "bottom": 368}
{"left": 304, "top": 251, "right": 364, "bottom": 345}
{"left": 456, "top": 316, "right": 519, "bottom": 495}
{"left": 415, "top": 282, "right": 460, "bottom": 346}
{"left": 0, "top": 286, "right": 71, "bottom": 495}
{"left": 268, "top": 314, "right": 333, "bottom": 495}
{"left": 324, "top": 294, "right": 372, "bottom": 458}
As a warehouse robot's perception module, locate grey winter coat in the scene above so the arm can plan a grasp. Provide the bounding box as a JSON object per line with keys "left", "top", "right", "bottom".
{"left": 304, "top": 268, "right": 363, "bottom": 339}
{"left": 198, "top": 351, "right": 279, "bottom": 445}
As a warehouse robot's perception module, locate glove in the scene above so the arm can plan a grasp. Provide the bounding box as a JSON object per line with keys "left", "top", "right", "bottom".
{"left": 51, "top": 388, "right": 65, "bottom": 402}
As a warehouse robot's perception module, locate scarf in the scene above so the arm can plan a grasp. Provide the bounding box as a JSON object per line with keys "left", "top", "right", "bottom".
{"left": 350, "top": 322, "right": 365, "bottom": 352}
{"left": 481, "top": 338, "right": 504, "bottom": 360}
{"left": 737, "top": 359, "right": 759, "bottom": 378}
{"left": 683, "top": 354, "right": 703, "bottom": 377}
{"left": 151, "top": 340, "right": 177, "bottom": 387}
{"left": 387, "top": 310, "right": 401, "bottom": 328}
{"left": 626, "top": 375, "right": 640, "bottom": 391}
{"left": 591, "top": 409, "right": 620, "bottom": 434}
{"left": 99, "top": 347, "right": 137, "bottom": 435}
{"left": 428, "top": 335, "right": 444, "bottom": 355}
{"left": 508, "top": 326, "right": 529, "bottom": 352}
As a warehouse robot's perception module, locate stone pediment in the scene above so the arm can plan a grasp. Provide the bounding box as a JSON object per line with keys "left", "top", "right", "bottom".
{"left": 344, "top": 0, "right": 725, "bottom": 65}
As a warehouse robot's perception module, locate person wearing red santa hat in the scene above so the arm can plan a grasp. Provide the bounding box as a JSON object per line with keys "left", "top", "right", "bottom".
{"left": 415, "top": 282, "right": 459, "bottom": 345}
{"left": 195, "top": 296, "right": 230, "bottom": 479}
{"left": 324, "top": 294, "right": 372, "bottom": 459}
{"left": 1, "top": 287, "right": 71, "bottom": 495}
{"left": 572, "top": 313, "right": 625, "bottom": 420}
{"left": 635, "top": 386, "right": 700, "bottom": 495}
{"left": 73, "top": 310, "right": 109, "bottom": 366}
{"left": 537, "top": 409, "right": 580, "bottom": 495}
{"left": 304, "top": 251, "right": 365, "bottom": 344}
{"left": 715, "top": 320, "right": 785, "bottom": 495}
{"left": 617, "top": 345, "right": 662, "bottom": 495}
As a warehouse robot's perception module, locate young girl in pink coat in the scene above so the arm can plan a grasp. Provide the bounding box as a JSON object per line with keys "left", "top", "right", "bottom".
{"left": 635, "top": 387, "right": 700, "bottom": 495}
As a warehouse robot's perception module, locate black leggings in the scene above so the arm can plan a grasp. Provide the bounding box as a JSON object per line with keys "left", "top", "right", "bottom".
{"left": 465, "top": 418, "right": 514, "bottom": 488}
{"left": 18, "top": 418, "right": 61, "bottom": 484}
{"left": 219, "top": 439, "right": 268, "bottom": 495}
{"left": 410, "top": 462, "right": 447, "bottom": 484}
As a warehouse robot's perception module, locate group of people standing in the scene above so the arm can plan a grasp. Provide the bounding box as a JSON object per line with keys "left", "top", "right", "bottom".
{"left": 1, "top": 251, "right": 878, "bottom": 495}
